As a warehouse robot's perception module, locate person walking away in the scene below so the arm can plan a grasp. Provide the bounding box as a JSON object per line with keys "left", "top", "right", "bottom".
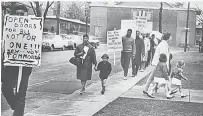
{"left": 141, "top": 33, "right": 150, "bottom": 71}
{"left": 121, "top": 29, "right": 136, "bottom": 80}
{"left": 200, "top": 38, "right": 203, "bottom": 53}
{"left": 95, "top": 54, "right": 112, "bottom": 94}
{"left": 170, "top": 60, "right": 188, "bottom": 98}
{"left": 146, "top": 33, "right": 152, "bottom": 67}
{"left": 143, "top": 33, "right": 171, "bottom": 95}
{"left": 74, "top": 34, "right": 97, "bottom": 95}
{"left": 150, "top": 34, "right": 156, "bottom": 60}
{"left": 1, "top": 5, "right": 33, "bottom": 116}
{"left": 134, "top": 31, "right": 145, "bottom": 75}
{"left": 147, "top": 54, "right": 174, "bottom": 99}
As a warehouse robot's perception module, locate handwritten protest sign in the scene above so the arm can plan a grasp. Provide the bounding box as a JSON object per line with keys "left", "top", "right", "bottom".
{"left": 107, "top": 30, "right": 122, "bottom": 52}
{"left": 3, "top": 15, "right": 43, "bottom": 67}
{"left": 107, "top": 30, "right": 122, "bottom": 65}
{"left": 121, "top": 20, "right": 152, "bottom": 36}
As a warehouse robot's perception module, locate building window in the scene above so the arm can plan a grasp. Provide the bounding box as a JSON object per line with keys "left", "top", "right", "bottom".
{"left": 132, "top": 10, "right": 152, "bottom": 20}
{"left": 94, "top": 26, "right": 102, "bottom": 37}
{"left": 197, "top": 30, "right": 200, "bottom": 36}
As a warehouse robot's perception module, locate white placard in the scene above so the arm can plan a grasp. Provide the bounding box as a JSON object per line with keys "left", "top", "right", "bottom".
{"left": 3, "top": 15, "right": 44, "bottom": 67}
{"left": 121, "top": 20, "right": 153, "bottom": 36}
{"left": 107, "top": 30, "right": 122, "bottom": 52}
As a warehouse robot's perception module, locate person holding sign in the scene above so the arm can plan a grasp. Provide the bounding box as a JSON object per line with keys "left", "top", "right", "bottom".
{"left": 121, "top": 29, "right": 136, "bottom": 80}
{"left": 134, "top": 31, "right": 145, "bottom": 76}
{"left": 1, "top": 5, "right": 37, "bottom": 116}
{"left": 74, "top": 34, "right": 97, "bottom": 94}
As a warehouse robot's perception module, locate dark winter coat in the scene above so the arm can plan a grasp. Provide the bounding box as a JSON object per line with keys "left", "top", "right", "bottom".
{"left": 74, "top": 43, "right": 97, "bottom": 81}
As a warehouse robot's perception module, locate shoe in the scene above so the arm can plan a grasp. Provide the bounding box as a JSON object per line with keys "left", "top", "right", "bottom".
{"left": 181, "top": 95, "right": 187, "bottom": 98}
{"left": 140, "top": 70, "right": 144, "bottom": 72}
{"left": 167, "top": 96, "right": 174, "bottom": 99}
{"left": 132, "top": 74, "right": 135, "bottom": 77}
{"left": 123, "top": 76, "right": 127, "bottom": 80}
{"left": 80, "top": 88, "right": 85, "bottom": 95}
{"left": 143, "top": 91, "right": 148, "bottom": 95}
{"left": 147, "top": 94, "right": 155, "bottom": 98}
{"left": 170, "top": 90, "right": 178, "bottom": 95}
{"left": 101, "top": 86, "right": 105, "bottom": 94}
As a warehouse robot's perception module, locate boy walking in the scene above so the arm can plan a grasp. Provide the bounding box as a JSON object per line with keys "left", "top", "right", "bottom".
{"left": 95, "top": 54, "right": 112, "bottom": 94}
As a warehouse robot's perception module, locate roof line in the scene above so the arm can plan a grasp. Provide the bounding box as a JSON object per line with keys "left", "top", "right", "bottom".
{"left": 46, "top": 16, "right": 90, "bottom": 25}
{"left": 90, "top": 4, "right": 197, "bottom": 11}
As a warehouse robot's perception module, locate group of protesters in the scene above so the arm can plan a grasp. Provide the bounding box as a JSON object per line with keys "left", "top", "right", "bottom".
{"left": 121, "top": 29, "right": 158, "bottom": 80}
{"left": 121, "top": 29, "right": 188, "bottom": 99}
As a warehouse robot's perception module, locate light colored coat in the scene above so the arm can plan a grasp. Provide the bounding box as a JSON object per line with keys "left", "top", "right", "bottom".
{"left": 142, "top": 37, "right": 150, "bottom": 61}
{"left": 151, "top": 40, "right": 170, "bottom": 69}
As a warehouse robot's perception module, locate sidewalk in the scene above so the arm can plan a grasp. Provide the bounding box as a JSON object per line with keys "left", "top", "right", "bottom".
{"left": 25, "top": 66, "right": 154, "bottom": 116}
{"left": 2, "top": 47, "right": 187, "bottom": 116}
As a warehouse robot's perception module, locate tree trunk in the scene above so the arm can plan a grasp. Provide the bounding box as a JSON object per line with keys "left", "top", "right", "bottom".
{"left": 35, "top": 2, "right": 42, "bottom": 17}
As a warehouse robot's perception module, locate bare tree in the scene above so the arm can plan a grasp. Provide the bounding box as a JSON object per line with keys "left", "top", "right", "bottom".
{"left": 63, "top": 2, "right": 89, "bottom": 23}
{"left": 30, "top": 1, "right": 54, "bottom": 20}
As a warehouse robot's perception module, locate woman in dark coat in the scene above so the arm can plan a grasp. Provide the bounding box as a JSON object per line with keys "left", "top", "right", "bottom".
{"left": 74, "top": 34, "right": 97, "bottom": 94}
{"left": 134, "top": 31, "right": 145, "bottom": 75}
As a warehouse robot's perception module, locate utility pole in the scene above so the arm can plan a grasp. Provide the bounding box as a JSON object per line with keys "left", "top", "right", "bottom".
{"left": 85, "top": 2, "right": 88, "bottom": 34}
{"left": 184, "top": 2, "right": 190, "bottom": 52}
{"left": 159, "top": 2, "right": 163, "bottom": 33}
{"left": 56, "top": 1, "right": 60, "bottom": 35}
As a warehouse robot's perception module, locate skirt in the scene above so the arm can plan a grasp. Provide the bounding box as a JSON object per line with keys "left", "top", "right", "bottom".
{"left": 172, "top": 78, "right": 181, "bottom": 86}
{"left": 154, "top": 77, "right": 167, "bottom": 84}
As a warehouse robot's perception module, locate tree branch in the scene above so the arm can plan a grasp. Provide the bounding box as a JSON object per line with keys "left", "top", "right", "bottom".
{"left": 30, "top": 2, "right": 37, "bottom": 16}
{"left": 48, "top": 1, "right": 54, "bottom": 8}
{"left": 35, "top": 1, "right": 42, "bottom": 17}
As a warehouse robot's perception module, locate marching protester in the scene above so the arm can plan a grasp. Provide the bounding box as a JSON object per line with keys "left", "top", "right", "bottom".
{"left": 170, "top": 60, "right": 188, "bottom": 98}
{"left": 134, "top": 31, "right": 145, "bottom": 75}
{"left": 74, "top": 34, "right": 97, "bottom": 94}
{"left": 121, "top": 29, "right": 136, "bottom": 80}
{"left": 95, "top": 54, "right": 112, "bottom": 94}
{"left": 141, "top": 33, "right": 150, "bottom": 71}
{"left": 143, "top": 33, "right": 171, "bottom": 95}
{"left": 147, "top": 53, "right": 174, "bottom": 99}
{"left": 146, "top": 33, "right": 152, "bottom": 67}
{"left": 199, "top": 38, "right": 203, "bottom": 53}
{"left": 1, "top": 5, "right": 33, "bottom": 116}
{"left": 150, "top": 34, "right": 156, "bottom": 60}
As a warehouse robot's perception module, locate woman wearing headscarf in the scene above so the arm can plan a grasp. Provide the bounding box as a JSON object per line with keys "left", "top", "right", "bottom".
{"left": 74, "top": 34, "right": 97, "bottom": 94}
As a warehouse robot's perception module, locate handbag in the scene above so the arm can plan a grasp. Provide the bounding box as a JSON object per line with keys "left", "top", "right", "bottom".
{"left": 69, "top": 57, "right": 82, "bottom": 66}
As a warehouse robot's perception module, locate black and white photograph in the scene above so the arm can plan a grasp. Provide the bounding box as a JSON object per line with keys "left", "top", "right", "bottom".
{"left": 1, "top": 0, "right": 203, "bottom": 116}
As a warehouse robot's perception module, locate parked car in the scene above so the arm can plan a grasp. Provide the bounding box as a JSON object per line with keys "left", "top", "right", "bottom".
{"left": 89, "top": 35, "right": 100, "bottom": 49}
{"left": 61, "top": 34, "right": 74, "bottom": 50}
{"left": 42, "top": 34, "right": 69, "bottom": 51}
{"left": 68, "top": 35, "right": 83, "bottom": 49}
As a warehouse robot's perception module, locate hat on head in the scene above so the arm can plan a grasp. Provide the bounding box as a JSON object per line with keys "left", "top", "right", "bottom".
{"left": 162, "top": 33, "right": 171, "bottom": 40}
{"left": 101, "top": 54, "right": 109, "bottom": 59}
{"left": 177, "top": 60, "right": 185, "bottom": 67}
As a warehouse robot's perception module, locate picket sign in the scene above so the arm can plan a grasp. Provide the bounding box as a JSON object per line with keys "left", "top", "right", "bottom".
{"left": 107, "top": 30, "right": 122, "bottom": 65}
{"left": 3, "top": 15, "right": 43, "bottom": 93}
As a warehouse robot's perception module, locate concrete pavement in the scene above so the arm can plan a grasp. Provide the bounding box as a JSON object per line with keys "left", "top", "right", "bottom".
{"left": 2, "top": 47, "right": 198, "bottom": 116}
{"left": 24, "top": 49, "right": 186, "bottom": 116}
{"left": 25, "top": 65, "right": 154, "bottom": 116}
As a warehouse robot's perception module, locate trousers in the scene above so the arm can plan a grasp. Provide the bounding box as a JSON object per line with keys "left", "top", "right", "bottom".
{"left": 2, "top": 66, "right": 32, "bottom": 116}
{"left": 144, "top": 65, "right": 156, "bottom": 92}
{"left": 121, "top": 51, "right": 136, "bottom": 76}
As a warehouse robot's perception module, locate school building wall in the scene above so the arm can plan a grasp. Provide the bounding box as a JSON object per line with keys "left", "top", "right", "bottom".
{"left": 90, "top": 6, "right": 197, "bottom": 47}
